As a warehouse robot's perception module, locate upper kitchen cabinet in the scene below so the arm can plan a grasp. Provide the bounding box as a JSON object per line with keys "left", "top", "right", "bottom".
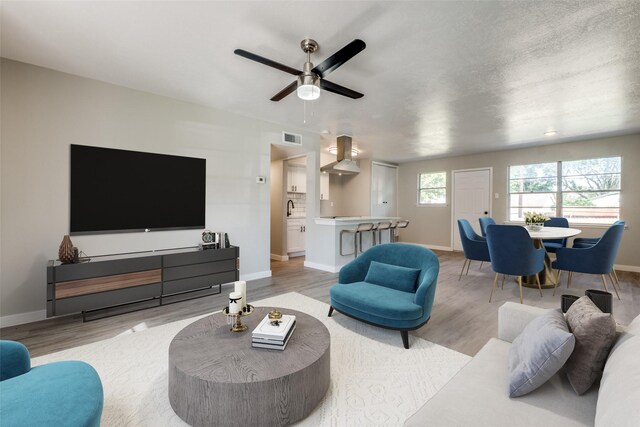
{"left": 287, "top": 163, "right": 306, "bottom": 193}
{"left": 371, "top": 162, "right": 398, "bottom": 217}
{"left": 320, "top": 172, "right": 330, "bottom": 200}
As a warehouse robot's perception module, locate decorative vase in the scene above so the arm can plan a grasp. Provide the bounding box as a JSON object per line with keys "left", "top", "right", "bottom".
{"left": 58, "top": 235, "right": 75, "bottom": 264}
{"left": 526, "top": 223, "right": 544, "bottom": 231}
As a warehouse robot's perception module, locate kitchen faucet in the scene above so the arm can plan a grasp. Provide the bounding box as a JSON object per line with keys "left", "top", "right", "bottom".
{"left": 287, "top": 199, "right": 295, "bottom": 217}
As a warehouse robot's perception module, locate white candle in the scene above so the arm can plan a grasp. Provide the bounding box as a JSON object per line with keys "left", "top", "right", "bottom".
{"left": 234, "top": 281, "right": 246, "bottom": 312}
{"left": 229, "top": 291, "right": 242, "bottom": 314}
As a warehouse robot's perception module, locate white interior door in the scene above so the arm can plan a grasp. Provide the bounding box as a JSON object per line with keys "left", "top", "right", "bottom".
{"left": 371, "top": 162, "right": 397, "bottom": 217}
{"left": 452, "top": 168, "right": 492, "bottom": 251}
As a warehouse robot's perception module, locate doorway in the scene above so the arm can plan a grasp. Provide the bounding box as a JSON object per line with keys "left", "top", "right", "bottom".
{"left": 451, "top": 168, "right": 492, "bottom": 251}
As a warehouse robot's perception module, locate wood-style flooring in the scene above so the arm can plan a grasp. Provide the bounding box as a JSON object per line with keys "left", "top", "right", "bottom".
{"left": 1, "top": 250, "right": 639, "bottom": 357}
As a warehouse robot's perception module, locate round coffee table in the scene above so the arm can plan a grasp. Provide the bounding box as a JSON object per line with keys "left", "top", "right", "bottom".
{"left": 168, "top": 307, "right": 330, "bottom": 427}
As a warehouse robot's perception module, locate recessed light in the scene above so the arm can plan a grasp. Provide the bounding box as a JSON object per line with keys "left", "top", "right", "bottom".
{"left": 544, "top": 130, "right": 558, "bottom": 137}
{"left": 320, "top": 130, "right": 330, "bottom": 134}
{"left": 328, "top": 146, "right": 359, "bottom": 157}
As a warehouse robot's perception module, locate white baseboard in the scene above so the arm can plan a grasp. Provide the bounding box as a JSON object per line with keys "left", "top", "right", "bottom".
{"left": 0, "top": 309, "right": 47, "bottom": 328}
{"left": 303, "top": 261, "right": 340, "bottom": 274}
{"left": 270, "top": 253, "right": 289, "bottom": 261}
{"left": 288, "top": 251, "right": 306, "bottom": 258}
{"left": 405, "top": 242, "right": 454, "bottom": 252}
{"left": 614, "top": 264, "right": 640, "bottom": 273}
{"left": 240, "top": 270, "right": 272, "bottom": 281}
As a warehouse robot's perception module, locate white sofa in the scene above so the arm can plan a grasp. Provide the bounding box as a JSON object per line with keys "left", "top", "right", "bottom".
{"left": 405, "top": 302, "right": 640, "bottom": 426}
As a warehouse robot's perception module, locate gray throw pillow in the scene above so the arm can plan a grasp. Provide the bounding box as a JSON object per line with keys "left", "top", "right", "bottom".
{"left": 565, "top": 296, "right": 617, "bottom": 395}
{"left": 508, "top": 308, "right": 575, "bottom": 397}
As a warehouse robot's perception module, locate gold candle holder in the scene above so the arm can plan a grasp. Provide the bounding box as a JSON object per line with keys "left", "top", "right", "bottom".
{"left": 223, "top": 304, "right": 255, "bottom": 333}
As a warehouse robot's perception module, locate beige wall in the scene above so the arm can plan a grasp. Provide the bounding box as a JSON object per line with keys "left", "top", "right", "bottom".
{"left": 338, "top": 159, "right": 372, "bottom": 216}
{"left": 397, "top": 134, "right": 640, "bottom": 269}
{"left": 0, "top": 59, "right": 319, "bottom": 324}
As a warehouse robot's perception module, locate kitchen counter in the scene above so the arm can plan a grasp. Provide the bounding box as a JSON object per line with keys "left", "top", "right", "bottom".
{"left": 287, "top": 216, "right": 306, "bottom": 219}
{"left": 304, "top": 216, "right": 400, "bottom": 273}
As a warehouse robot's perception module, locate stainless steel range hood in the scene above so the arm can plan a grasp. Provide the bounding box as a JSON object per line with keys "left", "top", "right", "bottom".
{"left": 320, "top": 135, "right": 360, "bottom": 175}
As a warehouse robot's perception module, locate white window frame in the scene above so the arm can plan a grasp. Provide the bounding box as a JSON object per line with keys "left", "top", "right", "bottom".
{"left": 417, "top": 171, "right": 447, "bottom": 206}
{"left": 507, "top": 156, "right": 622, "bottom": 226}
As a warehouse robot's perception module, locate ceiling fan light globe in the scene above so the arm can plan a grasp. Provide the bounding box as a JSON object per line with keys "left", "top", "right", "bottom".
{"left": 297, "top": 84, "right": 320, "bottom": 101}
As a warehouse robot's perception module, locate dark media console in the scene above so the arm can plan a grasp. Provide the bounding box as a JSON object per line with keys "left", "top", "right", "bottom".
{"left": 47, "top": 246, "right": 239, "bottom": 321}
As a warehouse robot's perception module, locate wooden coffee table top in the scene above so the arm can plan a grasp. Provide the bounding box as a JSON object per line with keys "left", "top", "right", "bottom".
{"left": 169, "top": 306, "right": 330, "bottom": 383}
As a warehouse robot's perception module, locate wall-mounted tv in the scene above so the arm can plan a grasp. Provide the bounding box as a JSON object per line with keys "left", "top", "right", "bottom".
{"left": 70, "top": 145, "right": 206, "bottom": 235}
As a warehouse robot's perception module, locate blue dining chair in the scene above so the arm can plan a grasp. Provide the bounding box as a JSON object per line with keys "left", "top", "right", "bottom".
{"left": 457, "top": 219, "right": 491, "bottom": 280}
{"left": 486, "top": 225, "right": 545, "bottom": 304}
{"left": 542, "top": 217, "right": 569, "bottom": 253}
{"left": 479, "top": 217, "right": 496, "bottom": 237}
{"left": 553, "top": 222, "right": 625, "bottom": 299}
{"left": 572, "top": 220, "right": 625, "bottom": 248}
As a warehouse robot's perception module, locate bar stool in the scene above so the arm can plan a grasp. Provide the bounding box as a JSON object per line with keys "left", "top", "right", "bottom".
{"left": 372, "top": 221, "right": 392, "bottom": 245}
{"left": 340, "top": 223, "right": 375, "bottom": 258}
{"left": 391, "top": 220, "right": 409, "bottom": 242}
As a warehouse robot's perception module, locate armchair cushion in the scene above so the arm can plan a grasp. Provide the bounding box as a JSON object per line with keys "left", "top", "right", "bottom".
{"left": 508, "top": 309, "right": 575, "bottom": 397}
{"left": 364, "top": 261, "right": 420, "bottom": 293}
{"left": 330, "top": 282, "right": 423, "bottom": 328}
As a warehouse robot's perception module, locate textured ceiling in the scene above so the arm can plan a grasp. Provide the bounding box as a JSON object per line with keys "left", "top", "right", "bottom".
{"left": 2, "top": 1, "right": 640, "bottom": 162}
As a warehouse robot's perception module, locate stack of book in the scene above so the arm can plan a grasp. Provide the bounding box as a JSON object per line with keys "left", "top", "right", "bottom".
{"left": 251, "top": 314, "right": 296, "bottom": 351}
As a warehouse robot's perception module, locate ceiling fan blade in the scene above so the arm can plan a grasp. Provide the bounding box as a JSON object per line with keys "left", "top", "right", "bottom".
{"left": 271, "top": 81, "right": 298, "bottom": 101}
{"left": 311, "top": 39, "right": 366, "bottom": 78}
{"left": 320, "top": 79, "right": 364, "bottom": 99}
{"left": 234, "top": 49, "right": 301, "bottom": 76}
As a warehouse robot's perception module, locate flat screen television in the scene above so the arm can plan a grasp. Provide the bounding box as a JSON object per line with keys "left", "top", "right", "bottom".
{"left": 70, "top": 145, "right": 206, "bottom": 235}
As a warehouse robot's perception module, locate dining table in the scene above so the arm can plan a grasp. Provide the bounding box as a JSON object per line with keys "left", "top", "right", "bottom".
{"left": 523, "top": 226, "right": 582, "bottom": 288}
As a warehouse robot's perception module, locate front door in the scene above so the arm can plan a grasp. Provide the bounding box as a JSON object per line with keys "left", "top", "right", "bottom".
{"left": 452, "top": 168, "right": 492, "bottom": 251}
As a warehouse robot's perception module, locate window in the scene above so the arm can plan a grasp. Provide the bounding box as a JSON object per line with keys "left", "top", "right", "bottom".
{"left": 418, "top": 172, "right": 446, "bottom": 205}
{"left": 508, "top": 157, "right": 621, "bottom": 224}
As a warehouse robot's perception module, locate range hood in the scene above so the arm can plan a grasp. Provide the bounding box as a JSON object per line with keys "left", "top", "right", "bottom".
{"left": 320, "top": 135, "right": 360, "bottom": 175}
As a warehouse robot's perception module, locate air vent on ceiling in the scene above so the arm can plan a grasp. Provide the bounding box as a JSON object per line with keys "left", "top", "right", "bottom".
{"left": 282, "top": 131, "right": 302, "bottom": 146}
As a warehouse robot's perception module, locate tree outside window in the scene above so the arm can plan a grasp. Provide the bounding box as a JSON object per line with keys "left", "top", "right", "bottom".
{"left": 418, "top": 172, "right": 446, "bottom": 205}
{"left": 508, "top": 157, "right": 621, "bottom": 224}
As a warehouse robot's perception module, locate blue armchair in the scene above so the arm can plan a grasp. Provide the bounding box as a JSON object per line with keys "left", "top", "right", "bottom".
{"left": 543, "top": 217, "right": 569, "bottom": 253}
{"left": 478, "top": 217, "right": 496, "bottom": 237}
{"left": 0, "top": 340, "right": 103, "bottom": 427}
{"left": 552, "top": 222, "right": 625, "bottom": 299}
{"left": 458, "top": 219, "right": 491, "bottom": 280}
{"left": 329, "top": 243, "right": 439, "bottom": 349}
{"left": 572, "top": 220, "right": 625, "bottom": 248}
{"left": 486, "top": 225, "right": 545, "bottom": 303}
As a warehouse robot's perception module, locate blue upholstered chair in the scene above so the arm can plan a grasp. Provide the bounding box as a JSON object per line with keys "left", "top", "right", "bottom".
{"left": 543, "top": 217, "right": 569, "bottom": 253}
{"left": 0, "top": 340, "right": 103, "bottom": 426}
{"left": 552, "top": 222, "right": 625, "bottom": 300}
{"left": 486, "top": 225, "right": 545, "bottom": 304}
{"left": 478, "top": 217, "right": 496, "bottom": 237}
{"left": 457, "top": 219, "right": 491, "bottom": 280}
{"left": 572, "top": 220, "right": 625, "bottom": 248}
{"left": 329, "top": 243, "right": 439, "bottom": 349}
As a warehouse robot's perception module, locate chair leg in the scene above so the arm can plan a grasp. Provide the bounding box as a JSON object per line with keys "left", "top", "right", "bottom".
{"left": 612, "top": 269, "right": 620, "bottom": 286}
{"left": 400, "top": 330, "right": 409, "bottom": 349}
{"left": 459, "top": 259, "right": 468, "bottom": 281}
{"left": 609, "top": 272, "right": 620, "bottom": 294}
{"left": 501, "top": 274, "right": 506, "bottom": 290}
{"left": 602, "top": 274, "right": 620, "bottom": 300}
{"left": 535, "top": 274, "right": 543, "bottom": 297}
{"left": 466, "top": 260, "right": 472, "bottom": 276}
{"left": 479, "top": 261, "right": 483, "bottom": 270}
{"left": 568, "top": 271, "right": 573, "bottom": 288}
{"left": 517, "top": 276, "right": 523, "bottom": 304}
{"left": 489, "top": 272, "right": 499, "bottom": 302}
{"left": 553, "top": 270, "right": 562, "bottom": 296}
{"left": 328, "top": 306, "right": 334, "bottom": 317}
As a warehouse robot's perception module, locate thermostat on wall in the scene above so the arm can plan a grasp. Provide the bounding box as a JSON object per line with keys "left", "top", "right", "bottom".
{"left": 256, "top": 176, "right": 266, "bottom": 184}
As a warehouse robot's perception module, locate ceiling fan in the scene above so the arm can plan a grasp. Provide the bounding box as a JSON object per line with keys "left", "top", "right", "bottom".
{"left": 234, "top": 38, "right": 366, "bottom": 102}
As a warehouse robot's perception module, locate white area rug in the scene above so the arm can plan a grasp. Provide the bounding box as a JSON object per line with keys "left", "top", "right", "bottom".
{"left": 33, "top": 292, "right": 470, "bottom": 426}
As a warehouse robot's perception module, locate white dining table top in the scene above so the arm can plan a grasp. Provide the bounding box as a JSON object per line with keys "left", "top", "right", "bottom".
{"left": 526, "top": 226, "right": 582, "bottom": 240}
